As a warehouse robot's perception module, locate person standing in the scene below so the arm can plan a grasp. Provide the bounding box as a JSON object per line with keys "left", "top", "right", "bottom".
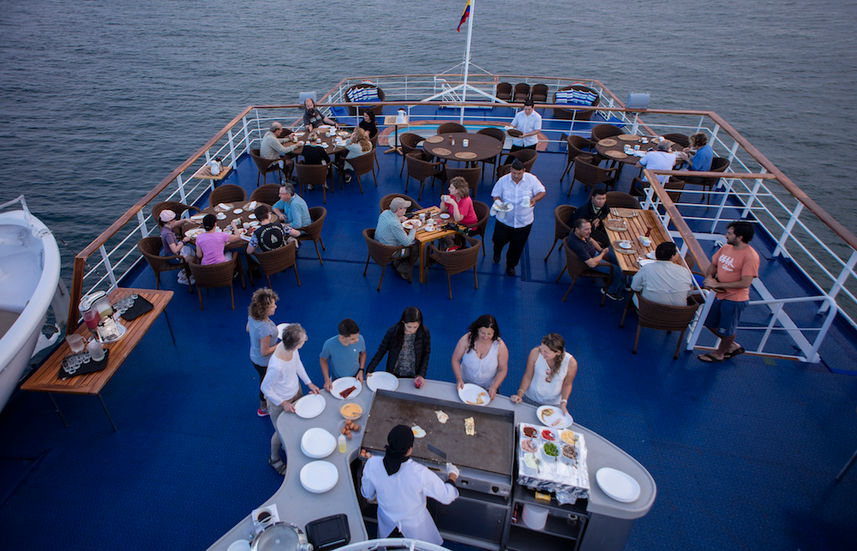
{"left": 319, "top": 318, "right": 367, "bottom": 392}
{"left": 366, "top": 307, "right": 430, "bottom": 386}
{"left": 510, "top": 333, "right": 578, "bottom": 416}
{"left": 361, "top": 425, "right": 459, "bottom": 545}
{"left": 698, "top": 221, "right": 759, "bottom": 362}
{"left": 491, "top": 159, "right": 546, "bottom": 276}
{"left": 509, "top": 97, "right": 541, "bottom": 152}
{"left": 450, "top": 314, "right": 509, "bottom": 399}
{"left": 246, "top": 288, "right": 279, "bottom": 417}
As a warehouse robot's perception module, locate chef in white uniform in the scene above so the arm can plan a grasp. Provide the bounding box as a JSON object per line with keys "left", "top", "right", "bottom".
{"left": 361, "top": 425, "right": 459, "bottom": 545}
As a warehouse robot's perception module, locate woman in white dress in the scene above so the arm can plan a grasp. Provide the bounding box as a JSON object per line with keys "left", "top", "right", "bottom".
{"left": 451, "top": 315, "right": 509, "bottom": 399}
{"left": 510, "top": 333, "right": 577, "bottom": 415}
{"left": 361, "top": 425, "right": 459, "bottom": 544}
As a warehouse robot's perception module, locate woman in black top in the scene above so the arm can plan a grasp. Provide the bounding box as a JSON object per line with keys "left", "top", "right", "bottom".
{"left": 366, "top": 306, "right": 430, "bottom": 386}
{"left": 358, "top": 111, "right": 378, "bottom": 139}
{"left": 303, "top": 97, "right": 339, "bottom": 130}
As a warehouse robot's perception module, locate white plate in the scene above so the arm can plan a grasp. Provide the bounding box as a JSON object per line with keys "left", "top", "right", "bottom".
{"left": 439, "top": 213, "right": 451, "bottom": 220}
{"left": 596, "top": 467, "right": 641, "bottom": 503}
{"left": 618, "top": 240, "right": 633, "bottom": 249}
{"left": 300, "top": 427, "right": 336, "bottom": 459}
{"left": 402, "top": 219, "right": 422, "bottom": 230}
{"left": 331, "top": 377, "right": 362, "bottom": 400}
{"left": 493, "top": 201, "right": 513, "bottom": 213}
{"left": 458, "top": 383, "right": 490, "bottom": 406}
{"left": 185, "top": 228, "right": 204, "bottom": 238}
{"left": 216, "top": 213, "right": 226, "bottom": 220}
{"left": 227, "top": 539, "right": 251, "bottom": 551}
{"left": 646, "top": 251, "right": 656, "bottom": 260}
{"left": 233, "top": 208, "right": 243, "bottom": 214}
{"left": 537, "top": 405, "right": 573, "bottom": 428}
{"left": 249, "top": 214, "right": 257, "bottom": 219}
{"left": 638, "top": 258, "right": 656, "bottom": 266}
{"left": 294, "top": 394, "right": 326, "bottom": 419}
{"left": 300, "top": 460, "right": 339, "bottom": 494}
{"left": 366, "top": 371, "right": 399, "bottom": 392}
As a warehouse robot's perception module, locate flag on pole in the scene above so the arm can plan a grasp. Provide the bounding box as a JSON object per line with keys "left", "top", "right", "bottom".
{"left": 457, "top": 0, "right": 471, "bottom": 32}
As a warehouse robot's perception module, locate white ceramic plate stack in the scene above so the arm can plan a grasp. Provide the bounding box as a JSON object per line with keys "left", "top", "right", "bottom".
{"left": 294, "top": 394, "right": 326, "bottom": 419}
{"left": 595, "top": 467, "right": 641, "bottom": 503}
{"left": 300, "top": 427, "right": 336, "bottom": 459}
{"left": 537, "top": 405, "right": 573, "bottom": 429}
{"left": 366, "top": 371, "right": 399, "bottom": 392}
{"left": 300, "top": 460, "right": 339, "bottom": 494}
{"left": 458, "top": 383, "right": 489, "bottom": 406}
{"left": 330, "top": 376, "right": 362, "bottom": 400}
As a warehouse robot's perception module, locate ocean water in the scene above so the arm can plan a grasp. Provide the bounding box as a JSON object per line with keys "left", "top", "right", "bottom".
{"left": 1, "top": 0, "right": 856, "bottom": 275}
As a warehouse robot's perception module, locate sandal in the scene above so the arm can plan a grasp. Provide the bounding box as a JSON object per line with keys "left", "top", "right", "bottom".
{"left": 269, "top": 457, "right": 287, "bottom": 475}
{"left": 724, "top": 346, "right": 746, "bottom": 359}
{"left": 697, "top": 353, "right": 724, "bottom": 363}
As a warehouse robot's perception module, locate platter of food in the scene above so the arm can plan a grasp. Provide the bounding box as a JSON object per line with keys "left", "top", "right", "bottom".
{"left": 537, "top": 405, "right": 573, "bottom": 429}
{"left": 184, "top": 228, "right": 205, "bottom": 239}
{"left": 340, "top": 402, "right": 362, "bottom": 420}
{"left": 458, "top": 383, "right": 489, "bottom": 406}
{"left": 617, "top": 240, "right": 633, "bottom": 249}
{"left": 401, "top": 219, "right": 423, "bottom": 230}
{"left": 506, "top": 128, "right": 523, "bottom": 137}
{"left": 604, "top": 220, "right": 627, "bottom": 232}
{"left": 330, "top": 376, "right": 361, "bottom": 400}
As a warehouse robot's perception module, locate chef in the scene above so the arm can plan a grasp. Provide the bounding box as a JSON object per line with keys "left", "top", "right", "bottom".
{"left": 361, "top": 425, "right": 459, "bottom": 544}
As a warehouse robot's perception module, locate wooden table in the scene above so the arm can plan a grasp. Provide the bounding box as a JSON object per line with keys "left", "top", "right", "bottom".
{"left": 603, "top": 208, "right": 672, "bottom": 274}
{"left": 383, "top": 114, "right": 409, "bottom": 155}
{"left": 595, "top": 135, "right": 680, "bottom": 165}
{"left": 422, "top": 132, "right": 503, "bottom": 164}
{"left": 21, "top": 288, "right": 174, "bottom": 431}
{"left": 287, "top": 129, "right": 349, "bottom": 157}
{"left": 410, "top": 206, "right": 461, "bottom": 283}
{"left": 191, "top": 164, "right": 233, "bottom": 181}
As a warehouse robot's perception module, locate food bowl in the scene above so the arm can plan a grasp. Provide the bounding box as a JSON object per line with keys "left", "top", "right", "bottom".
{"left": 340, "top": 402, "right": 363, "bottom": 420}
{"left": 541, "top": 441, "right": 560, "bottom": 462}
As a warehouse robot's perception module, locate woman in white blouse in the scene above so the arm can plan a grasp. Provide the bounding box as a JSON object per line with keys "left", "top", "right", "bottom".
{"left": 510, "top": 333, "right": 577, "bottom": 415}
{"left": 450, "top": 314, "right": 509, "bottom": 399}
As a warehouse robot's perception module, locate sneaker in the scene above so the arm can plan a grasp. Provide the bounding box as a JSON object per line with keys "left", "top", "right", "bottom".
{"left": 601, "top": 288, "right": 624, "bottom": 301}
{"left": 257, "top": 407, "right": 269, "bottom": 417}
{"left": 177, "top": 271, "right": 189, "bottom": 285}
{"left": 344, "top": 173, "right": 352, "bottom": 183}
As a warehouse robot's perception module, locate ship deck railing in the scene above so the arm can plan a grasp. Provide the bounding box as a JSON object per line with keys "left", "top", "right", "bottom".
{"left": 63, "top": 73, "right": 857, "bottom": 366}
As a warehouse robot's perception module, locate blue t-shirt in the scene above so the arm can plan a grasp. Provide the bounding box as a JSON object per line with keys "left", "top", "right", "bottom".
{"left": 319, "top": 334, "right": 366, "bottom": 379}
{"left": 690, "top": 144, "right": 714, "bottom": 172}
{"left": 248, "top": 317, "right": 278, "bottom": 366}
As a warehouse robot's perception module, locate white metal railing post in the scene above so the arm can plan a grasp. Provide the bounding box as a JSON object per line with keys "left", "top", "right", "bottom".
{"left": 757, "top": 302, "right": 784, "bottom": 352}
{"left": 727, "top": 141, "right": 739, "bottom": 164}
{"left": 710, "top": 124, "right": 720, "bottom": 145}
{"left": 99, "top": 244, "right": 118, "bottom": 289}
{"left": 642, "top": 184, "right": 654, "bottom": 210}
{"left": 696, "top": 116, "right": 704, "bottom": 134}
{"left": 176, "top": 175, "right": 187, "bottom": 204}
{"left": 819, "top": 250, "right": 857, "bottom": 314}
{"left": 631, "top": 113, "right": 639, "bottom": 135}
{"left": 709, "top": 178, "right": 734, "bottom": 233}
{"left": 741, "top": 176, "right": 763, "bottom": 219}
{"left": 687, "top": 290, "right": 715, "bottom": 350}
{"left": 136, "top": 211, "right": 148, "bottom": 239}
{"left": 242, "top": 116, "right": 251, "bottom": 151}
{"left": 772, "top": 203, "right": 804, "bottom": 258}
{"left": 809, "top": 297, "right": 840, "bottom": 362}
{"left": 227, "top": 129, "right": 236, "bottom": 167}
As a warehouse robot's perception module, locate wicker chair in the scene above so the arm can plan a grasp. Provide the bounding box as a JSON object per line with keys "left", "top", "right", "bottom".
{"left": 472, "top": 200, "right": 490, "bottom": 255}
{"left": 209, "top": 184, "right": 246, "bottom": 208}
{"left": 362, "top": 228, "right": 412, "bottom": 291}
{"left": 544, "top": 205, "right": 576, "bottom": 262}
{"left": 495, "top": 82, "right": 513, "bottom": 102}
{"left": 249, "top": 241, "right": 301, "bottom": 288}
{"left": 347, "top": 149, "right": 378, "bottom": 193}
{"left": 152, "top": 201, "right": 201, "bottom": 223}
{"left": 379, "top": 194, "right": 422, "bottom": 213}
{"left": 187, "top": 256, "right": 242, "bottom": 311}
{"left": 606, "top": 191, "right": 641, "bottom": 210}
{"left": 406, "top": 151, "right": 444, "bottom": 200}
{"left": 591, "top": 124, "right": 624, "bottom": 142}
{"left": 560, "top": 135, "right": 596, "bottom": 188}
{"left": 513, "top": 83, "right": 531, "bottom": 103}
{"left": 569, "top": 159, "right": 617, "bottom": 196}
{"left": 444, "top": 165, "right": 481, "bottom": 197}
{"left": 297, "top": 206, "right": 326, "bottom": 265}
{"left": 249, "top": 183, "right": 281, "bottom": 205}
{"left": 553, "top": 84, "right": 600, "bottom": 121}
{"left": 620, "top": 293, "right": 700, "bottom": 359}
{"left": 250, "top": 148, "right": 284, "bottom": 186}
{"left": 530, "top": 83, "right": 549, "bottom": 103}
{"left": 556, "top": 240, "right": 611, "bottom": 305}
{"left": 344, "top": 83, "right": 386, "bottom": 116}
{"left": 476, "top": 127, "right": 506, "bottom": 181}
{"left": 427, "top": 236, "right": 481, "bottom": 300}
{"left": 398, "top": 133, "right": 423, "bottom": 178}
{"left": 295, "top": 162, "right": 329, "bottom": 204}
{"left": 137, "top": 236, "right": 190, "bottom": 291}
{"left": 437, "top": 122, "right": 466, "bottom": 135}
{"left": 497, "top": 149, "right": 538, "bottom": 178}
{"left": 662, "top": 133, "right": 690, "bottom": 148}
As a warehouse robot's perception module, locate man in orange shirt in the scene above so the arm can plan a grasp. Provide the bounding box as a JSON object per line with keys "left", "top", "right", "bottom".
{"left": 698, "top": 221, "right": 759, "bottom": 362}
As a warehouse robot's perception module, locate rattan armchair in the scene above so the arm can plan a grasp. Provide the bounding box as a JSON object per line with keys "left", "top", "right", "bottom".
{"left": 249, "top": 183, "right": 281, "bottom": 205}
{"left": 606, "top": 191, "right": 641, "bottom": 210}
{"left": 620, "top": 293, "right": 700, "bottom": 359}
{"left": 444, "top": 165, "right": 481, "bottom": 197}
{"left": 530, "top": 83, "right": 548, "bottom": 103}
{"left": 249, "top": 241, "right": 301, "bottom": 288}
{"left": 152, "top": 201, "right": 201, "bottom": 223}
{"left": 406, "top": 151, "right": 443, "bottom": 200}
{"left": 591, "top": 124, "right": 624, "bottom": 142}
{"left": 137, "top": 236, "right": 191, "bottom": 291}
{"left": 544, "top": 205, "right": 576, "bottom": 262}
{"left": 250, "top": 148, "right": 284, "bottom": 186}
{"left": 560, "top": 135, "right": 596, "bottom": 191}
{"left": 398, "top": 133, "right": 423, "bottom": 178}
{"left": 297, "top": 206, "right": 326, "bottom": 264}
{"left": 437, "top": 122, "right": 466, "bottom": 134}
{"left": 476, "top": 127, "right": 506, "bottom": 181}
{"left": 495, "top": 82, "right": 512, "bottom": 102}
{"left": 347, "top": 149, "right": 378, "bottom": 193}
{"left": 209, "top": 184, "right": 246, "bottom": 208}
{"left": 568, "top": 159, "right": 617, "bottom": 196}
{"left": 362, "top": 228, "right": 412, "bottom": 291}
{"left": 662, "top": 133, "right": 690, "bottom": 148}
{"left": 471, "top": 200, "right": 490, "bottom": 255}
{"left": 427, "top": 236, "right": 481, "bottom": 300}
{"left": 513, "top": 83, "right": 531, "bottom": 102}
{"left": 187, "top": 256, "right": 242, "bottom": 311}
{"left": 379, "top": 194, "right": 422, "bottom": 213}
{"left": 296, "top": 162, "right": 329, "bottom": 203}
{"left": 497, "top": 149, "right": 538, "bottom": 178}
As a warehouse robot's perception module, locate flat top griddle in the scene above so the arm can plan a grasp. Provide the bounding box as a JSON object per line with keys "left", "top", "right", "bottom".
{"left": 361, "top": 390, "right": 515, "bottom": 477}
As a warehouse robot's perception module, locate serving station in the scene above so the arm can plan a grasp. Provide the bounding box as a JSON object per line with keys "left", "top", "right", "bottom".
{"left": 208, "top": 380, "right": 656, "bottom": 551}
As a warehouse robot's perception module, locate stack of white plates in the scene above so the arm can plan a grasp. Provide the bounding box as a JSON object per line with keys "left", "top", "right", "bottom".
{"left": 300, "top": 461, "right": 339, "bottom": 493}
{"left": 595, "top": 467, "right": 641, "bottom": 503}
{"left": 366, "top": 371, "right": 399, "bottom": 392}
{"left": 300, "top": 427, "right": 336, "bottom": 459}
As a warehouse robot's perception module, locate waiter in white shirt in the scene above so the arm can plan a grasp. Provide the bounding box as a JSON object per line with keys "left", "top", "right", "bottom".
{"left": 509, "top": 98, "right": 541, "bottom": 152}
{"left": 361, "top": 425, "right": 459, "bottom": 545}
{"left": 491, "top": 159, "right": 547, "bottom": 276}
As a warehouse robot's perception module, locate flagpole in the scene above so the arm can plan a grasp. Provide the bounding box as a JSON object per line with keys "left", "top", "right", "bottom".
{"left": 460, "top": 0, "right": 474, "bottom": 123}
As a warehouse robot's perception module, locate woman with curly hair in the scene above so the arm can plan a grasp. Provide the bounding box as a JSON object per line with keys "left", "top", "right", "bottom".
{"left": 510, "top": 333, "right": 577, "bottom": 415}
{"left": 450, "top": 314, "right": 508, "bottom": 399}
{"left": 246, "top": 288, "right": 279, "bottom": 417}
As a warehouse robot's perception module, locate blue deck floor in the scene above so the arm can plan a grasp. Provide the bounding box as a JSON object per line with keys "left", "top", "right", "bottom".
{"left": 1, "top": 108, "right": 856, "bottom": 550}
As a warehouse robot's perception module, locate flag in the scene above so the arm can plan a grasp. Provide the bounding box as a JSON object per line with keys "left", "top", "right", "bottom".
{"left": 457, "top": 0, "right": 471, "bottom": 32}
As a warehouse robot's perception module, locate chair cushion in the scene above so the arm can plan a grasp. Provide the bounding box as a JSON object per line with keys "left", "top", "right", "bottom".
{"left": 556, "top": 89, "right": 597, "bottom": 106}
{"left": 347, "top": 87, "right": 379, "bottom": 102}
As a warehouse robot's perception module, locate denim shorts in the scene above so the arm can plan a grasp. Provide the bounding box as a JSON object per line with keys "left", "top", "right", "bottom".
{"left": 704, "top": 298, "right": 747, "bottom": 337}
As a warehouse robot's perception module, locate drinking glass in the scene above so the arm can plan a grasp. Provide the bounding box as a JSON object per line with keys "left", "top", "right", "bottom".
{"left": 66, "top": 334, "right": 85, "bottom": 354}
{"left": 87, "top": 339, "right": 105, "bottom": 362}
{"left": 83, "top": 309, "right": 100, "bottom": 331}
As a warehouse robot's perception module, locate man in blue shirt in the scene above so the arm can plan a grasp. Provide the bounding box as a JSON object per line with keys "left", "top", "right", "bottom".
{"left": 272, "top": 183, "right": 311, "bottom": 233}
{"left": 375, "top": 196, "right": 418, "bottom": 281}
{"left": 320, "top": 319, "right": 366, "bottom": 392}
{"left": 678, "top": 133, "right": 714, "bottom": 181}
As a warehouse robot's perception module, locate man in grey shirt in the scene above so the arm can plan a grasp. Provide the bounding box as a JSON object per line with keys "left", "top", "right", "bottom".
{"left": 630, "top": 241, "right": 694, "bottom": 306}
{"left": 260, "top": 121, "right": 297, "bottom": 180}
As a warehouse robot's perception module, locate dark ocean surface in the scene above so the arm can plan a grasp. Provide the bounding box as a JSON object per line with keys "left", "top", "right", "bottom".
{"left": 2, "top": 0, "right": 856, "bottom": 275}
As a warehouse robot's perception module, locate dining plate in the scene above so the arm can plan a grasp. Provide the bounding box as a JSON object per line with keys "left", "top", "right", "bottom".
{"left": 366, "top": 371, "right": 399, "bottom": 392}
{"left": 646, "top": 251, "right": 657, "bottom": 260}
{"left": 596, "top": 467, "right": 641, "bottom": 503}
{"left": 402, "top": 219, "right": 423, "bottom": 230}
{"left": 537, "top": 405, "right": 573, "bottom": 428}
{"left": 233, "top": 208, "right": 243, "bottom": 214}
{"left": 300, "top": 427, "right": 336, "bottom": 459}
{"left": 294, "top": 394, "right": 326, "bottom": 419}
{"left": 185, "top": 228, "right": 205, "bottom": 238}
{"left": 618, "top": 240, "right": 633, "bottom": 249}
{"left": 493, "top": 201, "right": 513, "bottom": 213}
{"left": 331, "top": 376, "right": 362, "bottom": 400}
{"left": 300, "top": 460, "right": 339, "bottom": 494}
{"left": 458, "top": 383, "right": 490, "bottom": 406}
{"left": 439, "top": 213, "right": 451, "bottom": 220}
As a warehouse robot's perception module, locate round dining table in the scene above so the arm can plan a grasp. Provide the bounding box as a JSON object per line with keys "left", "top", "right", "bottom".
{"left": 287, "top": 129, "right": 350, "bottom": 156}
{"left": 180, "top": 200, "right": 266, "bottom": 250}
{"left": 595, "top": 134, "right": 681, "bottom": 165}
{"left": 422, "top": 132, "right": 503, "bottom": 164}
